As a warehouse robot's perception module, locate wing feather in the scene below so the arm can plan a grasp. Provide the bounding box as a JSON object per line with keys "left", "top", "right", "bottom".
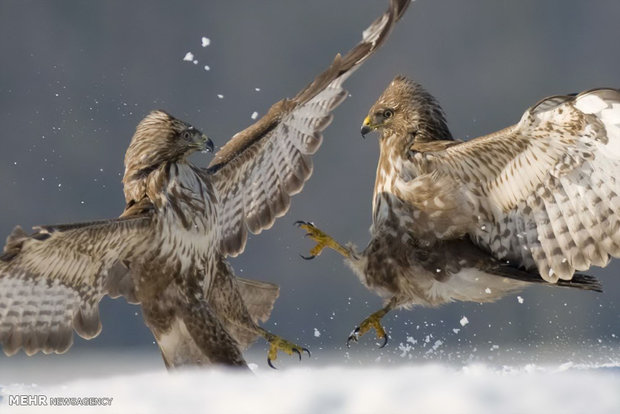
{"left": 418, "top": 89, "right": 620, "bottom": 282}
{"left": 0, "top": 215, "right": 150, "bottom": 356}
{"left": 207, "top": 0, "right": 410, "bottom": 256}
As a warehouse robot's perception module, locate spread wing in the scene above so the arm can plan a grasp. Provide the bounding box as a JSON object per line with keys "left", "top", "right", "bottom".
{"left": 417, "top": 89, "right": 620, "bottom": 282}
{"left": 0, "top": 215, "right": 151, "bottom": 356}
{"left": 206, "top": 0, "right": 410, "bottom": 256}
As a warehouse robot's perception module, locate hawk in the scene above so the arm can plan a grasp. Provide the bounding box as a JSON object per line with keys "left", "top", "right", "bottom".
{"left": 0, "top": 1, "right": 410, "bottom": 367}
{"left": 298, "top": 76, "right": 619, "bottom": 347}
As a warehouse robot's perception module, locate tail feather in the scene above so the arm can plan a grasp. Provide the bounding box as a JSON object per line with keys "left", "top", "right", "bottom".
{"left": 556, "top": 273, "right": 603, "bottom": 292}
{"left": 235, "top": 277, "right": 280, "bottom": 324}
{"left": 491, "top": 264, "right": 603, "bottom": 292}
{"left": 221, "top": 277, "right": 279, "bottom": 350}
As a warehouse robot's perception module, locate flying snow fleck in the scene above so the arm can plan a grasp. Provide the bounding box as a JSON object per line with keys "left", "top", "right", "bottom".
{"left": 517, "top": 296, "right": 524, "bottom": 304}
{"left": 485, "top": 288, "right": 492, "bottom": 294}
{"left": 217, "top": 94, "right": 224, "bottom": 99}
{"left": 313, "top": 328, "right": 321, "bottom": 338}
{"left": 183, "top": 52, "right": 194, "bottom": 62}
{"left": 204, "top": 65, "right": 210, "bottom": 71}
{"left": 201, "top": 37, "right": 211, "bottom": 47}
{"left": 460, "top": 316, "right": 469, "bottom": 327}
{"left": 251, "top": 111, "right": 258, "bottom": 120}
{"left": 398, "top": 343, "right": 413, "bottom": 358}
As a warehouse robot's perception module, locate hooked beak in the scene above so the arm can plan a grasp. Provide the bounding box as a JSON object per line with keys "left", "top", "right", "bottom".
{"left": 200, "top": 134, "right": 215, "bottom": 153}
{"left": 360, "top": 116, "right": 374, "bottom": 138}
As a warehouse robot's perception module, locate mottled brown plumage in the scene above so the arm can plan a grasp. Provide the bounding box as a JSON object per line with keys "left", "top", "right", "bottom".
{"left": 0, "top": 0, "right": 410, "bottom": 366}
{"left": 300, "top": 76, "right": 617, "bottom": 347}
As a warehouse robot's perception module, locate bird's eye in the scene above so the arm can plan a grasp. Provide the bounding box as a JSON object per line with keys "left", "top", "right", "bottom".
{"left": 383, "top": 109, "right": 394, "bottom": 119}
{"left": 182, "top": 130, "right": 192, "bottom": 140}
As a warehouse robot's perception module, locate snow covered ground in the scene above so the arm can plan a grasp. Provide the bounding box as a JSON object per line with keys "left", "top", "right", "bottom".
{"left": 1, "top": 352, "right": 619, "bottom": 414}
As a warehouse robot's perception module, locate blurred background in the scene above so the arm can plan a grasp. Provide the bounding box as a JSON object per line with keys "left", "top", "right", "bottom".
{"left": 0, "top": 0, "right": 619, "bottom": 375}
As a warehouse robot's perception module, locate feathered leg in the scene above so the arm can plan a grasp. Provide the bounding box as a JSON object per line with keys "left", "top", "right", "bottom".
{"left": 209, "top": 259, "right": 310, "bottom": 369}
{"left": 143, "top": 291, "right": 248, "bottom": 369}
{"left": 180, "top": 297, "right": 248, "bottom": 368}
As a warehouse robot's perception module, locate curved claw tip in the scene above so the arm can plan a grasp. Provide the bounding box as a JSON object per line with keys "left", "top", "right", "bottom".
{"left": 302, "top": 347, "right": 311, "bottom": 358}
{"left": 299, "top": 254, "right": 316, "bottom": 260}
{"left": 378, "top": 335, "right": 388, "bottom": 349}
{"left": 346, "top": 327, "right": 360, "bottom": 348}
{"left": 294, "top": 220, "right": 314, "bottom": 228}
{"left": 292, "top": 348, "right": 302, "bottom": 361}
{"left": 267, "top": 357, "right": 277, "bottom": 370}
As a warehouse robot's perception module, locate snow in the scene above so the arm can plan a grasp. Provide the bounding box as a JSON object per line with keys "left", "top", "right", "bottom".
{"left": 460, "top": 316, "right": 469, "bottom": 327}
{"left": 313, "top": 328, "right": 321, "bottom": 338}
{"left": 182, "top": 52, "right": 194, "bottom": 62}
{"left": 1, "top": 363, "right": 619, "bottom": 414}
{"left": 201, "top": 37, "right": 210, "bottom": 47}
{"left": 251, "top": 111, "right": 258, "bottom": 120}
{"left": 517, "top": 296, "right": 524, "bottom": 304}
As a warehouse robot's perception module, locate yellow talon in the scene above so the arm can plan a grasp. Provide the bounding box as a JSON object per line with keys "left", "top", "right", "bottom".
{"left": 261, "top": 331, "right": 310, "bottom": 369}
{"left": 359, "top": 315, "right": 387, "bottom": 339}
{"left": 347, "top": 308, "right": 390, "bottom": 348}
{"left": 295, "top": 221, "right": 350, "bottom": 259}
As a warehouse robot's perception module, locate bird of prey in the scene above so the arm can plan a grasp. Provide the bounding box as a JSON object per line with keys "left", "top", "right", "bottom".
{"left": 0, "top": 1, "right": 410, "bottom": 368}
{"left": 298, "top": 76, "right": 619, "bottom": 347}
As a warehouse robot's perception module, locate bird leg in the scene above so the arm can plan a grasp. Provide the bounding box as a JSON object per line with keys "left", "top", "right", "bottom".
{"left": 347, "top": 297, "right": 397, "bottom": 348}
{"left": 256, "top": 327, "right": 310, "bottom": 369}
{"left": 295, "top": 221, "right": 350, "bottom": 259}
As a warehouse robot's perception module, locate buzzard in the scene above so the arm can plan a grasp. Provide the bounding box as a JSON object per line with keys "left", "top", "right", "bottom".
{"left": 0, "top": 1, "right": 410, "bottom": 367}
{"left": 298, "top": 76, "right": 619, "bottom": 347}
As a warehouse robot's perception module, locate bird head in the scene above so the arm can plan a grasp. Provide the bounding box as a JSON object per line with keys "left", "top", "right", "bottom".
{"left": 123, "top": 110, "right": 214, "bottom": 181}
{"left": 146, "top": 110, "right": 214, "bottom": 155}
{"left": 361, "top": 76, "right": 452, "bottom": 143}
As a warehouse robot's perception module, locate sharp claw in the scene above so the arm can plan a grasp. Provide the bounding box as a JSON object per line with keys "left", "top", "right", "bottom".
{"left": 294, "top": 220, "right": 307, "bottom": 227}
{"left": 302, "top": 347, "right": 311, "bottom": 358}
{"left": 378, "top": 334, "right": 388, "bottom": 349}
{"left": 292, "top": 348, "right": 302, "bottom": 360}
{"left": 267, "top": 357, "right": 277, "bottom": 370}
{"left": 346, "top": 335, "right": 357, "bottom": 348}
{"left": 299, "top": 254, "right": 316, "bottom": 260}
{"left": 346, "top": 327, "right": 360, "bottom": 348}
